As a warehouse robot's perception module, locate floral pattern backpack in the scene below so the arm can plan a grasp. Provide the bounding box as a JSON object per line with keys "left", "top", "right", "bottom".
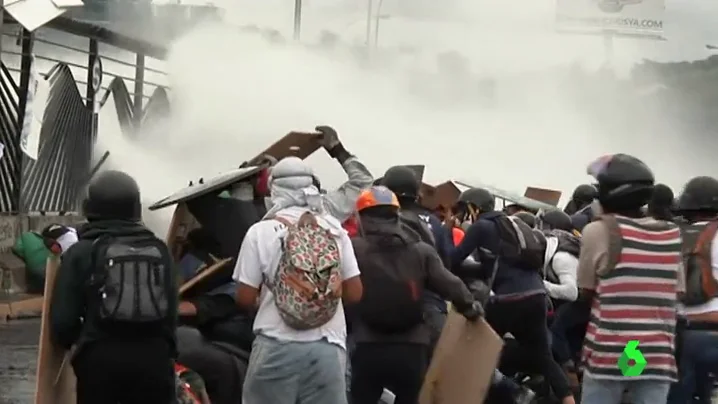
{"left": 267, "top": 212, "right": 342, "bottom": 330}
{"left": 174, "top": 363, "right": 208, "bottom": 404}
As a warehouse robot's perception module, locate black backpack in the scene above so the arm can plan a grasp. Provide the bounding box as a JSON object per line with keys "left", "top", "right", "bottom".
{"left": 492, "top": 214, "right": 545, "bottom": 271}
{"left": 357, "top": 231, "right": 424, "bottom": 333}
{"left": 89, "top": 234, "right": 175, "bottom": 325}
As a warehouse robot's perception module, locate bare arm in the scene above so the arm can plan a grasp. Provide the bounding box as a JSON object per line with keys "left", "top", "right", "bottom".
{"left": 339, "top": 231, "right": 363, "bottom": 304}
{"left": 233, "top": 225, "right": 263, "bottom": 310}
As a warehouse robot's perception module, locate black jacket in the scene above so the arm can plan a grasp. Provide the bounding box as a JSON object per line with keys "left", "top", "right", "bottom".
{"left": 50, "top": 220, "right": 178, "bottom": 355}
{"left": 349, "top": 215, "right": 474, "bottom": 345}
{"left": 450, "top": 211, "right": 546, "bottom": 297}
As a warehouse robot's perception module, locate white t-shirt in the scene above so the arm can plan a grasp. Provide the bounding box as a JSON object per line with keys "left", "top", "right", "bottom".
{"left": 680, "top": 223, "right": 718, "bottom": 315}
{"left": 542, "top": 236, "right": 579, "bottom": 302}
{"left": 232, "top": 206, "right": 361, "bottom": 350}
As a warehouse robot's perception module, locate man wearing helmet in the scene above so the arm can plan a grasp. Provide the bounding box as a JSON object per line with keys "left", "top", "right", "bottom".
{"left": 50, "top": 171, "right": 179, "bottom": 403}
{"left": 565, "top": 184, "right": 598, "bottom": 232}
{"left": 667, "top": 176, "right": 718, "bottom": 404}
{"left": 450, "top": 188, "right": 575, "bottom": 404}
{"left": 380, "top": 165, "right": 454, "bottom": 359}
{"left": 348, "top": 186, "right": 481, "bottom": 404}
{"left": 578, "top": 154, "right": 684, "bottom": 404}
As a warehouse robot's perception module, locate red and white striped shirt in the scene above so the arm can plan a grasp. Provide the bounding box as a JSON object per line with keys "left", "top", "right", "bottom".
{"left": 582, "top": 215, "right": 682, "bottom": 381}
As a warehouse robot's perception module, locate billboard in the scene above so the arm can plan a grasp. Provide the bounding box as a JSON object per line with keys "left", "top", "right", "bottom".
{"left": 556, "top": 0, "right": 665, "bottom": 37}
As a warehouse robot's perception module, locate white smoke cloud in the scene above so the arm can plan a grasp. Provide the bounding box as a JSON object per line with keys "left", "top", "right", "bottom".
{"left": 93, "top": 0, "right": 718, "bottom": 235}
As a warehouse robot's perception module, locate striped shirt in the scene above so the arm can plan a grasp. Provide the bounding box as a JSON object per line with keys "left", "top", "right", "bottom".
{"left": 583, "top": 215, "right": 682, "bottom": 381}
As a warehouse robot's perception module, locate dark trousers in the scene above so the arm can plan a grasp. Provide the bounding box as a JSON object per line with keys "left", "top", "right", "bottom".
{"left": 73, "top": 338, "right": 176, "bottom": 404}
{"left": 550, "top": 300, "right": 590, "bottom": 365}
{"left": 423, "top": 305, "right": 447, "bottom": 363}
{"left": 350, "top": 343, "right": 427, "bottom": 404}
{"left": 487, "top": 294, "right": 572, "bottom": 400}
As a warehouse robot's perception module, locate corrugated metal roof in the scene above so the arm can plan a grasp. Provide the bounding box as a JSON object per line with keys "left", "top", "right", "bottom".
{"left": 453, "top": 179, "right": 557, "bottom": 211}
{"left": 20, "top": 63, "right": 92, "bottom": 212}
{"left": 0, "top": 62, "right": 21, "bottom": 213}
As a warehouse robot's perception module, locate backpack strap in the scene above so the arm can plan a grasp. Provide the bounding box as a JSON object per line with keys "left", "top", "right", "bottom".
{"left": 267, "top": 213, "right": 318, "bottom": 228}
{"left": 271, "top": 216, "right": 293, "bottom": 227}
{"left": 696, "top": 221, "right": 718, "bottom": 297}
{"left": 598, "top": 214, "right": 622, "bottom": 274}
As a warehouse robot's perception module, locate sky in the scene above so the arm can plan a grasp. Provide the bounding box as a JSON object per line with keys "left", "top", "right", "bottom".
{"left": 90, "top": 0, "right": 718, "bottom": 234}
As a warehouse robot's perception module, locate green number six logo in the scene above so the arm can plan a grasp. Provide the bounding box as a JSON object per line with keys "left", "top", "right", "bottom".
{"left": 618, "top": 340, "right": 647, "bottom": 377}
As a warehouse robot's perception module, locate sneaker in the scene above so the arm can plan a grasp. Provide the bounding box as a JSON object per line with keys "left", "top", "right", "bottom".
{"left": 514, "top": 386, "right": 536, "bottom": 404}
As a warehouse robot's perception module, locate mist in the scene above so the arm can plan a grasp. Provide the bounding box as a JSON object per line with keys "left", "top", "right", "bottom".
{"left": 92, "top": 0, "right": 718, "bottom": 236}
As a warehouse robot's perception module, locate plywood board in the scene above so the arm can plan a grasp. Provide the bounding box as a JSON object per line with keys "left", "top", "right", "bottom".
{"left": 420, "top": 312, "right": 503, "bottom": 404}
{"left": 524, "top": 186, "right": 562, "bottom": 207}
{"left": 179, "top": 258, "right": 232, "bottom": 298}
{"left": 35, "top": 257, "right": 75, "bottom": 404}
{"left": 245, "top": 131, "right": 322, "bottom": 166}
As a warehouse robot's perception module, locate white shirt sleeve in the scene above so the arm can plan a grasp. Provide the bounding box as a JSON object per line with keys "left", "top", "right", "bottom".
{"left": 544, "top": 251, "right": 579, "bottom": 301}
{"left": 338, "top": 232, "right": 361, "bottom": 280}
{"left": 233, "top": 224, "right": 263, "bottom": 288}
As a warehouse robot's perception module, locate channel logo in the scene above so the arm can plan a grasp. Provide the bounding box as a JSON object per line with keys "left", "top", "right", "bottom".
{"left": 618, "top": 340, "right": 647, "bottom": 376}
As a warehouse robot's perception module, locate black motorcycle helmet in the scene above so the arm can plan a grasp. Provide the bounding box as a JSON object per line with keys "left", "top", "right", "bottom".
{"left": 513, "top": 211, "right": 536, "bottom": 228}
{"left": 572, "top": 184, "right": 597, "bottom": 205}
{"left": 83, "top": 170, "right": 142, "bottom": 222}
{"left": 381, "top": 166, "right": 420, "bottom": 201}
{"left": 537, "top": 209, "right": 574, "bottom": 232}
{"left": 647, "top": 183, "right": 675, "bottom": 221}
{"left": 677, "top": 176, "right": 718, "bottom": 213}
{"left": 457, "top": 188, "right": 495, "bottom": 213}
{"left": 587, "top": 153, "right": 654, "bottom": 212}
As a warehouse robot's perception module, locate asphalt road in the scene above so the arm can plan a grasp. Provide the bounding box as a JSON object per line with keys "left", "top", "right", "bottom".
{"left": 0, "top": 319, "right": 40, "bottom": 404}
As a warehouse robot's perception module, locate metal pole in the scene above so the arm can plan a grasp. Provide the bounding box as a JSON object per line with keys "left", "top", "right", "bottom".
{"left": 133, "top": 52, "right": 145, "bottom": 131}
{"left": 373, "top": 0, "right": 385, "bottom": 48}
{"left": 293, "top": 0, "right": 302, "bottom": 41}
{"left": 365, "top": 0, "right": 373, "bottom": 47}
{"left": 86, "top": 39, "right": 98, "bottom": 106}
{"left": 0, "top": 6, "right": 4, "bottom": 64}
{"left": 15, "top": 29, "right": 33, "bottom": 213}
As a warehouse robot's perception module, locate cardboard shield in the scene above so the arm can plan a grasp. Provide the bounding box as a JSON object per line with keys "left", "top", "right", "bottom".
{"left": 524, "top": 186, "right": 562, "bottom": 207}
{"left": 35, "top": 257, "right": 75, "bottom": 404}
{"left": 420, "top": 313, "right": 503, "bottom": 404}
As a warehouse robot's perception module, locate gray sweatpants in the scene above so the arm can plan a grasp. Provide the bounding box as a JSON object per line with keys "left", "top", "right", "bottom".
{"left": 242, "top": 335, "right": 347, "bottom": 404}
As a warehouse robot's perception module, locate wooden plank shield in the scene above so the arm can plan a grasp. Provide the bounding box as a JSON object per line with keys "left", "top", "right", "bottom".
{"left": 420, "top": 312, "right": 503, "bottom": 404}
{"left": 245, "top": 131, "right": 321, "bottom": 166}
{"left": 35, "top": 256, "right": 75, "bottom": 404}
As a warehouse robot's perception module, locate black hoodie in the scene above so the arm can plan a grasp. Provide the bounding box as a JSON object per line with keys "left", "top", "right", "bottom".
{"left": 349, "top": 215, "right": 474, "bottom": 345}
{"left": 50, "top": 220, "right": 178, "bottom": 355}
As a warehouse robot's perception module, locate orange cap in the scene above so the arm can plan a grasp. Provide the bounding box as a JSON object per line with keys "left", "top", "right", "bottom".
{"left": 356, "top": 186, "right": 400, "bottom": 212}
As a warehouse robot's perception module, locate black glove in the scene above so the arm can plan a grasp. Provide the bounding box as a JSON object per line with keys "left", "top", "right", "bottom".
{"left": 316, "top": 125, "right": 341, "bottom": 151}
{"left": 459, "top": 300, "right": 484, "bottom": 321}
